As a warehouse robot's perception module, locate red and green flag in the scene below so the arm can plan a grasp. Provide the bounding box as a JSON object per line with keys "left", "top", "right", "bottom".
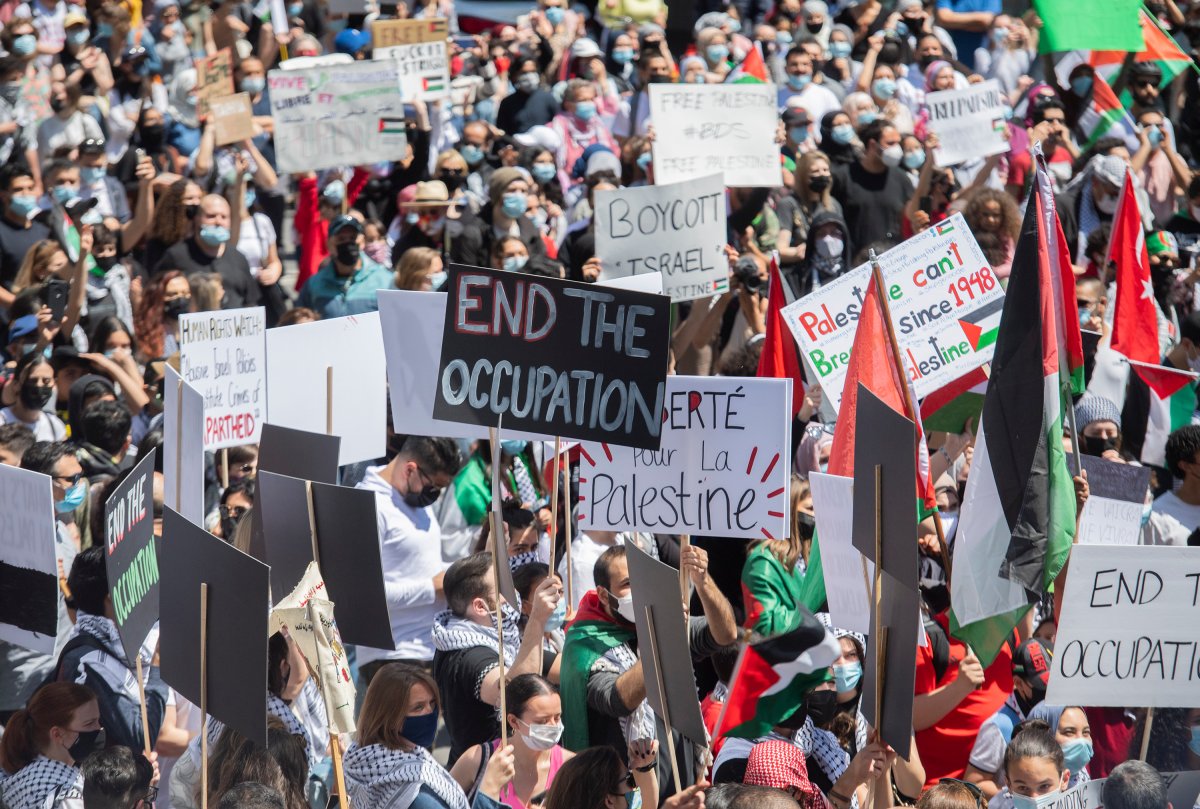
{"left": 727, "top": 43, "right": 768, "bottom": 84}
{"left": 1034, "top": 0, "right": 1142, "bottom": 53}
{"left": 756, "top": 257, "right": 806, "bottom": 416}
{"left": 1092, "top": 10, "right": 1193, "bottom": 98}
{"left": 1077, "top": 73, "right": 1139, "bottom": 149}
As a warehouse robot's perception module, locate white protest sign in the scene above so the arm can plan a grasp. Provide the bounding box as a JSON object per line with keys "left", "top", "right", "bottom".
{"left": 782, "top": 214, "right": 1003, "bottom": 414}
{"left": 648, "top": 83, "right": 779, "bottom": 187}
{"left": 578, "top": 376, "right": 791, "bottom": 540}
{"left": 179, "top": 307, "right": 267, "bottom": 450}
{"left": 810, "top": 471, "right": 873, "bottom": 635}
{"left": 925, "top": 79, "right": 1009, "bottom": 167}
{"left": 1046, "top": 545, "right": 1200, "bottom": 707}
{"left": 268, "top": 60, "right": 407, "bottom": 173}
{"left": 372, "top": 19, "right": 450, "bottom": 101}
{"left": 164, "top": 366, "right": 205, "bottom": 526}
{"left": 0, "top": 465, "right": 58, "bottom": 654}
{"left": 1076, "top": 456, "right": 1151, "bottom": 546}
{"left": 594, "top": 174, "right": 729, "bottom": 302}
{"left": 1044, "top": 777, "right": 1106, "bottom": 809}
{"left": 265, "top": 312, "right": 387, "bottom": 465}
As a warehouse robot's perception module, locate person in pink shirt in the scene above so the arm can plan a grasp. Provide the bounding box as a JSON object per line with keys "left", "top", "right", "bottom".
{"left": 548, "top": 79, "right": 617, "bottom": 187}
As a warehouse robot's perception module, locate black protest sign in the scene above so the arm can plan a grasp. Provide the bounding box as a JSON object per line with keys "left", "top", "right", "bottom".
{"left": 626, "top": 542, "right": 708, "bottom": 746}
{"left": 434, "top": 264, "right": 671, "bottom": 450}
{"left": 1163, "top": 771, "right": 1200, "bottom": 809}
{"left": 258, "top": 471, "right": 393, "bottom": 649}
{"left": 104, "top": 451, "right": 159, "bottom": 663}
{"left": 249, "top": 425, "right": 342, "bottom": 562}
{"left": 160, "top": 508, "right": 269, "bottom": 748}
{"left": 1078, "top": 455, "right": 1151, "bottom": 503}
{"left": 859, "top": 568, "right": 919, "bottom": 759}
{"left": 852, "top": 385, "right": 919, "bottom": 589}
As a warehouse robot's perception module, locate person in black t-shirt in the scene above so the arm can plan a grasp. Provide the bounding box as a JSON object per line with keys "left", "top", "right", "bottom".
{"left": 153, "top": 194, "right": 260, "bottom": 309}
{"left": 0, "top": 164, "right": 51, "bottom": 310}
{"left": 497, "top": 57, "right": 561, "bottom": 136}
{"left": 831, "top": 119, "right": 913, "bottom": 250}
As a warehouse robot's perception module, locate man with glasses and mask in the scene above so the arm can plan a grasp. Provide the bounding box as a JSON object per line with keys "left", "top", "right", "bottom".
{"left": 355, "top": 435, "right": 464, "bottom": 686}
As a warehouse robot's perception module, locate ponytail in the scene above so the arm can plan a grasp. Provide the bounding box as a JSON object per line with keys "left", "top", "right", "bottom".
{"left": 0, "top": 709, "right": 39, "bottom": 773}
{"left": 0, "top": 683, "right": 96, "bottom": 773}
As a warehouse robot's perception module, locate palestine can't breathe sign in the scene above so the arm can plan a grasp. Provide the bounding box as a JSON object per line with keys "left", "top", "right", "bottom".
{"left": 782, "top": 214, "right": 1003, "bottom": 413}
{"left": 594, "top": 174, "right": 729, "bottom": 302}
{"left": 924, "top": 80, "right": 1009, "bottom": 167}
{"left": 179, "top": 307, "right": 267, "bottom": 450}
{"left": 579, "top": 376, "right": 792, "bottom": 540}
{"left": 104, "top": 450, "right": 158, "bottom": 664}
{"left": 434, "top": 265, "right": 671, "bottom": 450}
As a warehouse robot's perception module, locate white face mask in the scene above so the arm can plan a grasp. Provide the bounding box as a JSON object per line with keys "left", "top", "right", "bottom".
{"left": 880, "top": 144, "right": 904, "bottom": 167}
{"left": 518, "top": 718, "right": 564, "bottom": 751}
{"left": 817, "top": 234, "right": 843, "bottom": 258}
{"left": 609, "top": 590, "right": 636, "bottom": 622}
{"left": 1095, "top": 193, "right": 1118, "bottom": 215}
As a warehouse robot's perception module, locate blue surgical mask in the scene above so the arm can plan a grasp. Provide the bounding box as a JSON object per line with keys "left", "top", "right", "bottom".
{"left": 636, "top": 151, "right": 652, "bottom": 170}
{"left": 428, "top": 270, "right": 447, "bottom": 290}
{"left": 1011, "top": 791, "right": 1061, "bottom": 809}
{"left": 9, "top": 194, "right": 37, "bottom": 217}
{"left": 56, "top": 482, "right": 86, "bottom": 514}
{"left": 66, "top": 28, "right": 89, "bottom": 46}
{"left": 991, "top": 26, "right": 1008, "bottom": 45}
{"left": 1071, "top": 76, "right": 1093, "bottom": 96}
{"left": 501, "top": 439, "right": 529, "bottom": 455}
{"left": 405, "top": 211, "right": 420, "bottom": 225}
{"left": 288, "top": 1, "right": 303, "bottom": 14}
{"left": 95, "top": 23, "right": 113, "bottom": 38}
{"left": 1148, "top": 126, "right": 1164, "bottom": 147}
{"left": 831, "top": 124, "right": 855, "bottom": 144}
{"left": 460, "top": 143, "right": 485, "bottom": 166}
{"left": 502, "top": 254, "right": 529, "bottom": 272}
{"left": 12, "top": 34, "right": 36, "bottom": 56}
{"left": 244, "top": 188, "right": 257, "bottom": 209}
{"left": 776, "top": 31, "right": 794, "bottom": 46}
{"left": 787, "top": 73, "right": 811, "bottom": 91}
{"left": 833, "top": 661, "right": 862, "bottom": 692}
{"left": 894, "top": 20, "right": 909, "bottom": 37}
{"left": 501, "top": 192, "right": 528, "bottom": 218}
{"left": 401, "top": 710, "right": 439, "bottom": 749}
{"left": 199, "top": 225, "right": 231, "bottom": 245}
{"left": 52, "top": 185, "right": 79, "bottom": 204}
{"left": 830, "top": 40, "right": 851, "bottom": 59}
{"left": 531, "top": 163, "right": 557, "bottom": 184}
{"left": 544, "top": 597, "right": 567, "bottom": 632}
{"left": 872, "top": 77, "right": 897, "bottom": 99}
{"left": 626, "top": 790, "right": 642, "bottom": 809}
{"left": 241, "top": 76, "right": 265, "bottom": 94}
{"left": 903, "top": 150, "right": 925, "bottom": 170}
{"left": 857, "top": 110, "right": 878, "bottom": 125}
{"left": 545, "top": 5, "right": 564, "bottom": 25}
{"left": 612, "top": 47, "right": 634, "bottom": 64}
{"left": 706, "top": 44, "right": 729, "bottom": 64}
{"left": 574, "top": 100, "right": 597, "bottom": 121}
{"left": 1188, "top": 725, "right": 1200, "bottom": 757}
{"left": 81, "top": 166, "right": 107, "bottom": 185}
{"left": 1061, "top": 739, "right": 1093, "bottom": 775}
{"left": 1079, "top": 305, "right": 1092, "bottom": 327}
{"left": 789, "top": 126, "right": 809, "bottom": 143}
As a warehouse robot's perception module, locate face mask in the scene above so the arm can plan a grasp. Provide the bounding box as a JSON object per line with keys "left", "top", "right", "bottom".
{"left": 881, "top": 144, "right": 904, "bottom": 167}
{"left": 776, "top": 31, "right": 794, "bottom": 46}
{"left": 501, "top": 192, "right": 528, "bottom": 218}
{"left": 401, "top": 710, "right": 439, "bottom": 749}
{"left": 9, "top": 194, "right": 37, "bottom": 217}
{"left": 1079, "top": 305, "right": 1093, "bottom": 327}
{"left": 66, "top": 28, "right": 89, "bottom": 46}
{"left": 419, "top": 216, "right": 445, "bottom": 235}
{"left": 608, "top": 589, "right": 635, "bottom": 622}
{"left": 637, "top": 151, "right": 652, "bottom": 170}
{"left": 20, "top": 380, "right": 53, "bottom": 410}
{"left": 242, "top": 76, "right": 265, "bottom": 94}
{"left": 531, "top": 163, "right": 557, "bottom": 184}
{"left": 66, "top": 728, "right": 104, "bottom": 763}
{"left": 647, "top": 73, "right": 672, "bottom": 84}
{"left": 95, "top": 22, "right": 113, "bottom": 37}
{"left": 404, "top": 211, "right": 422, "bottom": 226}
{"left": 501, "top": 439, "right": 529, "bottom": 455}
{"left": 831, "top": 124, "right": 855, "bottom": 145}
{"left": 545, "top": 6, "right": 564, "bottom": 25}
{"left": 806, "top": 20, "right": 823, "bottom": 33}
{"left": 403, "top": 468, "right": 442, "bottom": 507}
{"left": 991, "top": 26, "right": 1008, "bottom": 45}
{"left": 503, "top": 254, "right": 529, "bottom": 272}
{"left": 52, "top": 185, "right": 79, "bottom": 204}
{"left": 833, "top": 661, "right": 863, "bottom": 692}
{"left": 805, "top": 688, "right": 839, "bottom": 726}
{"left": 1147, "top": 126, "right": 1164, "bottom": 147}
{"left": 904, "top": 150, "right": 925, "bottom": 170}
{"left": 199, "top": 224, "right": 230, "bottom": 245}
{"left": 789, "top": 126, "right": 809, "bottom": 143}
{"left": 185, "top": 202, "right": 200, "bottom": 219}
{"left": 336, "top": 242, "right": 362, "bottom": 264}
{"left": 81, "top": 166, "right": 107, "bottom": 186}
{"left": 56, "top": 481, "right": 87, "bottom": 514}
{"left": 613, "top": 47, "right": 634, "bottom": 64}
{"left": 627, "top": 790, "right": 643, "bottom": 809}
{"left": 939, "top": 509, "right": 958, "bottom": 539}
{"left": 787, "top": 73, "right": 812, "bottom": 91}
{"left": 544, "top": 597, "right": 567, "bottom": 631}
{"left": 244, "top": 188, "right": 257, "bottom": 210}
{"left": 1189, "top": 725, "right": 1200, "bottom": 757}
{"left": 872, "top": 77, "right": 897, "bottom": 99}
{"left": 322, "top": 180, "right": 346, "bottom": 205}
{"left": 94, "top": 253, "right": 118, "bottom": 271}
{"left": 1095, "top": 193, "right": 1118, "bottom": 215}
{"left": 1061, "top": 739, "right": 1093, "bottom": 775}
{"left": 706, "top": 44, "right": 729, "bottom": 64}
{"left": 288, "top": 1, "right": 303, "bottom": 14}
{"left": 574, "top": 100, "right": 597, "bottom": 121}
{"left": 518, "top": 718, "right": 564, "bottom": 750}
{"left": 1071, "top": 76, "right": 1093, "bottom": 96}
{"left": 427, "top": 270, "right": 448, "bottom": 290}
{"left": 12, "top": 34, "right": 36, "bottom": 56}
{"left": 517, "top": 72, "right": 540, "bottom": 93}
{"left": 817, "top": 233, "right": 843, "bottom": 257}
{"left": 1081, "top": 434, "right": 1119, "bottom": 456}
{"left": 830, "top": 40, "right": 852, "bottom": 59}
{"left": 857, "top": 110, "right": 879, "bottom": 125}
{"left": 164, "top": 297, "right": 190, "bottom": 318}
{"left": 460, "top": 143, "right": 485, "bottom": 166}
{"left": 1012, "top": 790, "right": 1061, "bottom": 809}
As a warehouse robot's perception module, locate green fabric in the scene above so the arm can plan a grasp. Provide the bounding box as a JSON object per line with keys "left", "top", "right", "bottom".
{"left": 452, "top": 456, "right": 492, "bottom": 527}
{"left": 742, "top": 545, "right": 805, "bottom": 638}
{"left": 796, "top": 533, "right": 827, "bottom": 615}
{"left": 1034, "top": 0, "right": 1142, "bottom": 52}
{"left": 559, "top": 620, "right": 635, "bottom": 752}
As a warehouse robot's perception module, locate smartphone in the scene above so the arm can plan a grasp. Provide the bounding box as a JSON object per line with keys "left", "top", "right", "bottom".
{"left": 45, "top": 278, "right": 69, "bottom": 322}
{"left": 919, "top": 195, "right": 933, "bottom": 215}
{"left": 453, "top": 35, "right": 475, "bottom": 49}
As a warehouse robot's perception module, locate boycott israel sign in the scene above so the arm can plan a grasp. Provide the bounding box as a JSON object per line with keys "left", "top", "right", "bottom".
{"left": 434, "top": 265, "right": 671, "bottom": 449}
{"left": 925, "top": 79, "right": 1009, "bottom": 167}
{"left": 782, "top": 214, "right": 1002, "bottom": 413}
{"left": 268, "top": 60, "right": 408, "bottom": 173}
{"left": 179, "top": 307, "right": 267, "bottom": 450}
{"left": 1045, "top": 545, "right": 1200, "bottom": 707}
{"left": 579, "top": 377, "right": 791, "bottom": 539}
{"left": 595, "top": 174, "right": 728, "bottom": 302}
{"left": 104, "top": 450, "right": 159, "bottom": 664}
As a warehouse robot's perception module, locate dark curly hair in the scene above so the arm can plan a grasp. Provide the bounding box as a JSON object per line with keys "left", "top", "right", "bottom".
{"left": 963, "top": 188, "right": 1021, "bottom": 268}
{"left": 1132, "top": 707, "right": 1198, "bottom": 772}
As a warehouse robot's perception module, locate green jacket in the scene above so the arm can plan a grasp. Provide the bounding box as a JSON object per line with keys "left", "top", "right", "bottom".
{"left": 741, "top": 543, "right": 807, "bottom": 638}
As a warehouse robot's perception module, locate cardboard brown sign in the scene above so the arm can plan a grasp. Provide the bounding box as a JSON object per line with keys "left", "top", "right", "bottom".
{"left": 195, "top": 49, "right": 234, "bottom": 116}
{"left": 371, "top": 17, "right": 448, "bottom": 48}
{"left": 211, "top": 93, "right": 255, "bottom": 146}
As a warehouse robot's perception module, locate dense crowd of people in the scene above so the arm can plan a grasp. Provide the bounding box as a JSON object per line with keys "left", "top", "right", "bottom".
{"left": 2, "top": 0, "right": 1200, "bottom": 806}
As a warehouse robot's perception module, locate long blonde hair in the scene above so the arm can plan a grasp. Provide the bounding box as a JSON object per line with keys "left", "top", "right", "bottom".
{"left": 795, "top": 152, "right": 833, "bottom": 208}
{"left": 395, "top": 247, "right": 439, "bottom": 290}
{"left": 12, "top": 240, "right": 67, "bottom": 293}
{"left": 752, "top": 474, "right": 811, "bottom": 572}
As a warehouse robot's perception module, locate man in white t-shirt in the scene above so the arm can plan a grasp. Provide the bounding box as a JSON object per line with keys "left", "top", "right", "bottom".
{"left": 1153, "top": 425, "right": 1200, "bottom": 544}
{"left": 777, "top": 48, "right": 840, "bottom": 135}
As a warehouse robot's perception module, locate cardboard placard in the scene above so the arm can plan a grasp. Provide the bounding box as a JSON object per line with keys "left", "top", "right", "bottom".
{"left": 371, "top": 17, "right": 449, "bottom": 47}
{"left": 626, "top": 542, "right": 709, "bottom": 746}
{"left": 1076, "top": 456, "right": 1151, "bottom": 546}
{"left": 434, "top": 265, "right": 672, "bottom": 450}
{"left": 810, "top": 472, "right": 873, "bottom": 636}
{"left": 594, "top": 174, "right": 728, "bottom": 302}
{"left": 195, "top": 49, "right": 234, "bottom": 116}
{"left": 579, "top": 376, "right": 791, "bottom": 540}
{"left": 0, "top": 464, "right": 58, "bottom": 655}
{"left": 1043, "top": 778, "right": 1105, "bottom": 809}
{"left": 265, "top": 312, "right": 386, "bottom": 465}
{"left": 859, "top": 567, "right": 919, "bottom": 760}
{"left": 179, "top": 307, "right": 267, "bottom": 451}
{"left": 104, "top": 451, "right": 159, "bottom": 664}
{"left": 1045, "top": 545, "right": 1200, "bottom": 707}
{"left": 648, "top": 83, "right": 779, "bottom": 187}
{"left": 372, "top": 18, "right": 450, "bottom": 101}
{"left": 925, "top": 80, "right": 1010, "bottom": 168}
{"left": 211, "top": 92, "right": 256, "bottom": 146}
{"left": 783, "top": 214, "right": 1003, "bottom": 414}
{"left": 268, "top": 60, "right": 408, "bottom": 173}
{"left": 257, "top": 471, "right": 393, "bottom": 649}
{"left": 160, "top": 508, "right": 269, "bottom": 748}
{"left": 163, "top": 366, "right": 205, "bottom": 526}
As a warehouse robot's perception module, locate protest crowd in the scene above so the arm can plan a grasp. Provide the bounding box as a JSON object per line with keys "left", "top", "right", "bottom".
{"left": 5, "top": 0, "right": 1200, "bottom": 807}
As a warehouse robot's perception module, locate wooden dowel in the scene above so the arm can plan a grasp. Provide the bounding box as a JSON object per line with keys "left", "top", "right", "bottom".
{"left": 200, "top": 583, "right": 209, "bottom": 809}
{"left": 135, "top": 656, "right": 151, "bottom": 756}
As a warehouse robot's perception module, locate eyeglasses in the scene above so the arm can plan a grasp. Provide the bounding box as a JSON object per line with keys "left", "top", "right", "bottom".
{"left": 219, "top": 505, "right": 248, "bottom": 520}
{"left": 1133, "top": 79, "right": 1157, "bottom": 88}
{"left": 612, "top": 773, "right": 637, "bottom": 793}
{"left": 939, "top": 778, "right": 984, "bottom": 809}
{"left": 54, "top": 472, "right": 83, "bottom": 487}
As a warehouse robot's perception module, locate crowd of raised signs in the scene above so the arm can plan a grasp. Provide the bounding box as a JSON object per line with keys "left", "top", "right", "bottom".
{"left": 2, "top": 0, "right": 1200, "bottom": 806}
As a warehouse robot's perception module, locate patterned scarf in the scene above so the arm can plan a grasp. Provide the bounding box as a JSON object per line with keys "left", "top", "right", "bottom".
{"left": 70, "top": 612, "right": 149, "bottom": 705}
{"left": 0, "top": 756, "right": 82, "bottom": 809}
{"left": 796, "top": 714, "right": 869, "bottom": 809}
{"left": 430, "top": 602, "right": 521, "bottom": 668}
{"left": 343, "top": 742, "right": 468, "bottom": 809}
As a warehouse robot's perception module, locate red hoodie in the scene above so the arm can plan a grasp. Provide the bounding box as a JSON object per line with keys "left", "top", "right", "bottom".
{"left": 293, "top": 166, "right": 371, "bottom": 291}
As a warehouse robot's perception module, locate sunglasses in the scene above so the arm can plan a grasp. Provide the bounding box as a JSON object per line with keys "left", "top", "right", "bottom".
{"left": 54, "top": 472, "right": 83, "bottom": 487}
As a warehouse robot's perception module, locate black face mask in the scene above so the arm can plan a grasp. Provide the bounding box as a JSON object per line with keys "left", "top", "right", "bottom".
{"left": 336, "top": 242, "right": 362, "bottom": 265}
{"left": 647, "top": 73, "right": 671, "bottom": 84}
{"left": 185, "top": 203, "right": 200, "bottom": 219}
{"left": 403, "top": 484, "right": 441, "bottom": 509}
{"left": 19, "top": 380, "right": 52, "bottom": 410}
{"left": 140, "top": 124, "right": 165, "bottom": 148}
{"left": 164, "top": 297, "right": 190, "bottom": 319}
{"left": 94, "top": 253, "right": 119, "bottom": 271}
{"left": 797, "top": 512, "right": 815, "bottom": 540}
{"left": 68, "top": 728, "right": 105, "bottom": 764}
{"left": 1080, "top": 434, "right": 1119, "bottom": 457}
{"left": 1014, "top": 683, "right": 1045, "bottom": 717}
{"left": 439, "top": 171, "right": 466, "bottom": 191}
{"left": 220, "top": 516, "right": 238, "bottom": 541}
{"left": 806, "top": 20, "right": 824, "bottom": 33}
{"left": 50, "top": 97, "right": 67, "bottom": 114}
{"left": 805, "top": 688, "right": 839, "bottom": 727}
{"left": 809, "top": 175, "right": 832, "bottom": 193}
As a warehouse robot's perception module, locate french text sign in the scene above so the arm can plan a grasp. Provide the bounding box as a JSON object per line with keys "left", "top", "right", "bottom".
{"left": 104, "top": 450, "right": 159, "bottom": 664}
{"left": 1076, "top": 456, "right": 1150, "bottom": 546}
{"left": 179, "top": 307, "right": 267, "bottom": 450}
{"left": 925, "top": 79, "right": 1009, "bottom": 167}
{"left": 0, "top": 465, "right": 57, "bottom": 654}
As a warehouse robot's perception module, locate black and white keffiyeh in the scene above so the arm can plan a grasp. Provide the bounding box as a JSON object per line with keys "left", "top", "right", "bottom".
{"left": 343, "top": 742, "right": 469, "bottom": 809}
{"left": 795, "top": 714, "right": 870, "bottom": 809}
{"left": 69, "top": 613, "right": 153, "bottom": 705}
{"left": 0, "top": 756, "right": 83, "bottom": 809}
{"left": 430, "top": 603, "right": 522, "bottom": 669}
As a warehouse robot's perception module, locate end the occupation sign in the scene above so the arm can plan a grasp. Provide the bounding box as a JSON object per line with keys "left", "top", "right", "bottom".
{"left": 434, "top": 265, "right": 671, "bottom": 449}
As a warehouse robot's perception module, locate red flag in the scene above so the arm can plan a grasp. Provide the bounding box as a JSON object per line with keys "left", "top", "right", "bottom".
{"left": 756, "top": 257, "right": 806, "bottom": 415}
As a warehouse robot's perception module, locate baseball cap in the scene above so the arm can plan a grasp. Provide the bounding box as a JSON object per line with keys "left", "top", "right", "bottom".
{"left": 513, "top": 124, "right": 562, "bottom": 152}
{"left": 7, "top": 314, "right": 38, "bottom": 343}
{"left": 328, "top": 214, "right": 364, "bottom": 236}
{"left": 64, "top": 10, "right": 88, "bottom": 28}
{"left": 783, "top": 107, "right": 811, "bottom": 126}
{"left": 1012, "top": 638, "right": 1053, "bottom": 689}
{"left": 585, "top": 150, "right": 622, "bottom": 178}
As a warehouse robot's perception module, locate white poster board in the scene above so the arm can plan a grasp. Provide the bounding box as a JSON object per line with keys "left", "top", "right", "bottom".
{"left": 1045, "top": 545, "right": 1200, "bottom": 707}
{"left": 265, "top": 312, "right": 387, "bottom": 466}
{"left": 179, "top": 307, "right": 267, "bottom": 450}
{"left": 163, "top": 365, "right": 206, "bottom": 527}
{"left": 648, "top": 83, "right": 779, "bottom": 187}
{"left": 810, "top": 471, "right": 873, "bottom": 636}
{"left": 1076, "top": 456, "right": 1151, "bottom": 546}
{"left": 372, "top": 18, "right": 450, "bottom": 101}
{"left": 0, "top": 465, "right": 58, "bottom": 654}
{"left": 267, "top": 60, "right": 408, "bottom": 173}
{"left": 594, "top": 174, "right": 729, "bottom": 301}
{"left": 578, "top": 376, "right": 792, "bottom": 540}
{"left": 925, "top": 79, "right": 1009, "bottom": 168}
{"left": 782, "top": 214, "right": 1003, "bottom": 414}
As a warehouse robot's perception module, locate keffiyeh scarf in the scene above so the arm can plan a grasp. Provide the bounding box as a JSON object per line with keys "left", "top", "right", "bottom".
{"left": 1, "top": 756, "right": 82, "bottom": 809}
{"left": 430, "top": 603, "right": 522, "bottom": 669}
{"left": 343, "top": 743, "right": 469, "bottom": 809}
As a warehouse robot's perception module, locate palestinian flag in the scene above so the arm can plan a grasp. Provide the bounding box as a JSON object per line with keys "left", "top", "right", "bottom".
{"left": 756, "top": 256, "right": 806, "bottom": 416}
{"left": 921, "top": 366, "right": 989, "bottom": 434}
{"left": 728, "top": 43, "right": 768, "bottom": 84}
{"left": 958, "top": 297, "right": 1002, "bottom": 354}
{"left": 1091, "top": 11, "right": 1192, "bottom": 101}
{"left": 950, "top": 157, "right": 1075, "bottom": 667}
{"left": 1077, "top": 73, "right": 1139, "bottom": 150}
{"left": 422, "top": 75, "right": 447, "bottom": 94}
{"left": 1041, "top": 168, "right": 1086, "bottom": 397}
{"left": 1106, "top": 169, "right": 1197, "bottom": 466}
{"left": 715, "top": 609, "right": 839, "bottom": 740}
{"left": 378, "top": 117, "right": 406, "bottom": 134}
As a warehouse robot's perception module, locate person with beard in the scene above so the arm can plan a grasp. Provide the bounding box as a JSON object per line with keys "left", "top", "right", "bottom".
{"left": 963, "top": 639, "right": 1054, "bottom": 800}
{"left": 963, "top": 188, "right": 1020, "bottom": 280}
{"left": 0, "top": 683, "right": 98, "bottom": 809}
{"left": 831, "top": 119, "right": 912, "bottom": 248}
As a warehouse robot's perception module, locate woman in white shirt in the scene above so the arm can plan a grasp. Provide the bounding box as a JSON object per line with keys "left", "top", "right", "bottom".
{"left": 0, "top": 353, "right": 67, "bottom": 441}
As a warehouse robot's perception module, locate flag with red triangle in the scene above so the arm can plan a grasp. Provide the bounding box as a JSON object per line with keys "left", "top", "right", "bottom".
{"left": 1091, "top": 10, "right": 1194, "bottom": 99}
{"left": 728, "top": 43, "right": 769, "bottom": 84}
{"left": 1033, "top": 161, "right": 1087, "bottom": 396}
{"left": 1077, "top": 73, "right": 1139, "bottom": 150}
{"left": 756, "top": 257, "right": 806, "bottom": 416}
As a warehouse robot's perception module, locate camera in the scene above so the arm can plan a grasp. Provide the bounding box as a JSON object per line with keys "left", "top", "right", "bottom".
{"left": 732, "top": 255, "right": 762, "bottom": 292}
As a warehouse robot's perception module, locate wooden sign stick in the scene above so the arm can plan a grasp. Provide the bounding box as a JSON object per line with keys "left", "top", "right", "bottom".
{"left": 135, "top": 656, "right": 151, "bottom": 756}
{"left": 644, "top": 605, "right": 682, "bottom": 794}
{"left": 1139, "top": 708, "right": 1155, "bottom": 762}
{"left": 548, "top": 437, "right": 561, "bottom": 575}
{"left": 325, "top": 366, "right": 334, "bottom": 436}
{"left": 679, "top": 535, "right": 692, "bottom": 604}
{"left": 200, "top": 582, "right": 210, "bottom": 809}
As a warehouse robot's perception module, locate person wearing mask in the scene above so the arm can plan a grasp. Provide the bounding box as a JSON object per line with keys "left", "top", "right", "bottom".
{"left": 294, "top": 168, "right": 370, "bottom": 291}
{"left": 1073, "top": 396, "right": 1122, "bottom": 460}
{"left": 76, "top": 139, "right": 130, "bottom": 223}
{"left": 611, "top": 49, "right": 672, "bottom": 142}
{"left": 548, "top": 80, "right": 617, "bottom": 184}
{"left": 149, "top": 0, "right": 190, "bottom": 80}
{"left": 2, "top": 353, "right": 68, "bottom": 441}
{"left": 1130, "top": 107, "right": 1193, "bottom": 227}
{"left": 36, "top": 80, "right": 104, "bottom": 163}
{"left": 392, "top": 180, "right": 456, "bottom": 262}
{"left": 1027, "top": 705, "right": 1093, "bottom": 789}
{"left": 1008, "top": 97, "right": 1078, "bottom": 201}
{"left": 344, "top": 663, "right": 515, "bottom": 809}
{"left": 791, "top": 211, "right": 852, "bottom": 299}
{"left": 498, "top": 57, "right": 560, "bottom": 135}
{"left": 295, "top": 214, "right": 393, "bottom": 318}
{"left": 432, "top": 553, "right": 563, "bottom": 763}
{"left": 459, "top": 120, "right": 496, "bottom": 198}
{"left": 0, "top": 164, "right": 52, "bottom": 308}
{"left": 831, "top": 119, "right": 913, "bottom": 248}
{"left": 451, "top": 167, "right": 554, "bottom": 271}
{"left": 354, "top": 436, "right": 464, "bottom": 684}
{"left": 56, "top": 11, "right": 113, "bottom": 102}
{"left": 450, "top": 675, "right": 574, "bottom": 809}
{"left": 394, "top": 246, "right": 444, "bottom": 291}
{"left": 0, "top": 682, "right": 98, "bottom": 809}
{"left": 133, "top": 270, "right": 191, "bottom": 361}
{"left": 818, "top": 111, "right": 860, "bottom": 167}
{"left": 0, "top": 56, "right": 38, "bottom": 185}
{"left": 776, "top": 152, "right": 842, "bottom": 290}
{"left": 990, "top": 725, "right": 1072, "bottom": 809}
{"left": 780, "top": 47, "right": 841, "bottom": 125}
{"left": 154, "top": 194, "right": 260, "bottom": 309}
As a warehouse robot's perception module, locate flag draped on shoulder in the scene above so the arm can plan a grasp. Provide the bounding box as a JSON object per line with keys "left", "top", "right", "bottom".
{"left": 757, "top": 257, "right": 806, "bottom": 416}
{"left": 950, "top": 156, "right": 1076, "bottom": 666}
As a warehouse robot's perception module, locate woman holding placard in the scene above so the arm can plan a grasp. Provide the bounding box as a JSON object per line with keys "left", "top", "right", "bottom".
{"left": 0, "top": 682, "right": 98, "bottom": 809}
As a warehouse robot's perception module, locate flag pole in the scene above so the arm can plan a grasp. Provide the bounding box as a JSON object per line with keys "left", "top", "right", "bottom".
{"left": 644, "top": 605, "right": 683, "bottom": 794}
